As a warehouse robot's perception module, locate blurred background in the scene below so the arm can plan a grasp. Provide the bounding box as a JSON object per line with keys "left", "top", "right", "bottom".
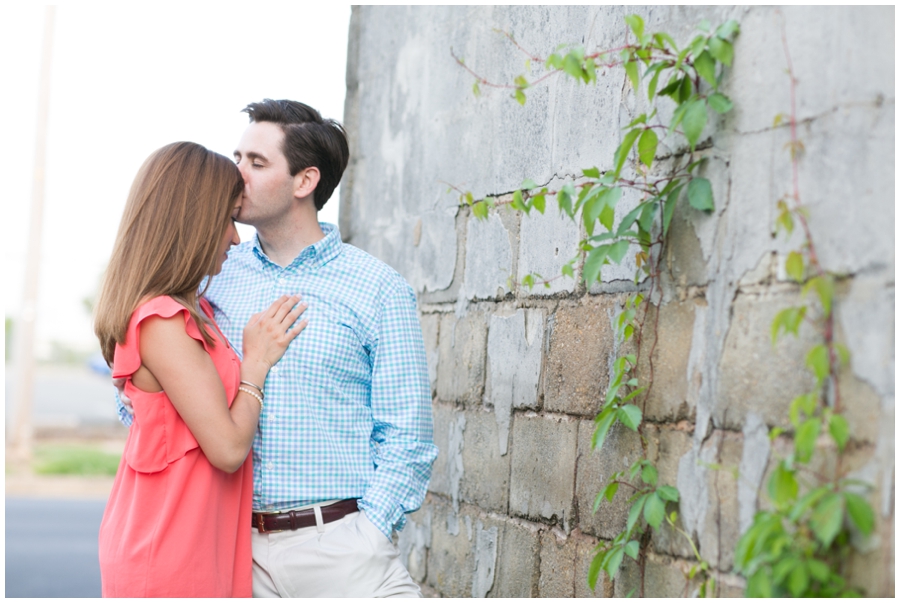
{"left": 4, "top": 4, "right": 350, "bottom": 596}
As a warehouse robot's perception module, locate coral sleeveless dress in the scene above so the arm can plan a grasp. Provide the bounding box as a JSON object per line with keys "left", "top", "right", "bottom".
{"left": 98, "top": 296, "right": 252, "bottom": 597}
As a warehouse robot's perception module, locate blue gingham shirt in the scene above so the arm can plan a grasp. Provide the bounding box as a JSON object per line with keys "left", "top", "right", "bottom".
{"left": 118, "top": 223, "right": 437, "bottom": 539}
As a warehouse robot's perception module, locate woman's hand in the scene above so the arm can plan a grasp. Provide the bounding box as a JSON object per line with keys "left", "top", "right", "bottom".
{"left": 242, "top": 294, "right": 308, "bottom": 371}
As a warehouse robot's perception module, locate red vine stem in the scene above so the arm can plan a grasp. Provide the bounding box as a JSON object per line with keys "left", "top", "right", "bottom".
{"left": 779, "top": 15, "right": 843, "bottom": 480}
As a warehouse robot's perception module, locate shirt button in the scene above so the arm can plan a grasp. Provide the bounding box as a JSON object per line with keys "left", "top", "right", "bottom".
{"left": 270, "top": 366, "right": 278, "bottom": 374}
{"left": 266, "top": 462, "right": 274, "bottom": 470}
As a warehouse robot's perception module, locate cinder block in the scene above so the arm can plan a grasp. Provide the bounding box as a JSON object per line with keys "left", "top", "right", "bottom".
{"left": 460, "top": 408, "right": 511, "bottom": 514}
{"left": 419, "top": 312, "right": 441, "bottom": 394}
{"left": 425, "top": 498, "right": 475, "bottom": 597}
{"left": 428, "top": 403, "right": 465, "bottom": 501}
{"left": 517, "top": 205, "right": 581, "bottom": 297}
{"left": 464, "top": 213, "right": 513, "bottom": 300}
{"left": 664, "top": 202, "right": 710, "bottom": 288}
{"left": 398, "top": 505, "right": 432, "bottom": 583}
{"left": 717, "top": 290, "right": 818, "bottom": 430}
{"left": 646, "top": 425, "right": 697, "bottom": 560}
{"left": 544, "top": 299, "right": 617, "bottom": 416}
{"left": 510, "top": 413, "right": 578, "bottom": 526}
{"left": 836, "top": 365, "right": 882, "bottom": 445}
{"left": 637, "top": 299, "right": 699, "bottom": 422}
{"left": 538, "top": 528, "right": 576, "bottom": 597}
{"left": 484, "top": 514, "right": 542, "bottom": 597}
{"left": 574, "top": 533, "right": 611, "bottom": 598}
{"left": 614, "top": 553, "right": 701, "bottom": 598}
{"left": 695, "top": 430, "right": 742, "bottom": 571}
{"left": 436, "top": 311, "right": 487, "bottom": 405}
{"left": 575, "top": 419, "right": 643, "bottom": 540}
{"left": 485, "top": 309, "right": 545, "bottom": 455}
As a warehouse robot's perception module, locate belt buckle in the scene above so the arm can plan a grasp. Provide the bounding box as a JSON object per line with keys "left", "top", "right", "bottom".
{"left": 256, "top": 513, "right": 267, "bottom": 533}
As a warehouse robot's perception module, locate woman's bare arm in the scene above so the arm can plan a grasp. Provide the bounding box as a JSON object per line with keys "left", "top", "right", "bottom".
{"left": 138, "top": 295, "right": 307, "bottom": 472}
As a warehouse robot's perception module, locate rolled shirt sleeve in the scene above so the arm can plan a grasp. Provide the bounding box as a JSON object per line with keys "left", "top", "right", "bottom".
{"left": 357, "top": 283, "right": 438, "bottom": 539}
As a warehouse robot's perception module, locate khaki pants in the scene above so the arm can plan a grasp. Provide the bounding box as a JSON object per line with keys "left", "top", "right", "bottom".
{"left": 251, "top": 510, "right": 421, "bottom": 598}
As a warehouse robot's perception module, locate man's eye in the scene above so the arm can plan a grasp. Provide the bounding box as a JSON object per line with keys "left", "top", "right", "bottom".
{"left": 252, "top": 163, "right": 263, "bottom": 168}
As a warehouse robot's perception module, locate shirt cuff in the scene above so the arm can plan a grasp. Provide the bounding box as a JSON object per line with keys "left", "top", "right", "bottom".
{"left": 357, "top": 499, "right": 405, "bottom": 541}
{"left": 115, "top": 388, "right": 133, "bottom": 428}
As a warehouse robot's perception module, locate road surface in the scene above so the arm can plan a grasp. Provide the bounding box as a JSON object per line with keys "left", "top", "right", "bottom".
{"left": 6, "top": 497, "right": 106, "bottom": 597}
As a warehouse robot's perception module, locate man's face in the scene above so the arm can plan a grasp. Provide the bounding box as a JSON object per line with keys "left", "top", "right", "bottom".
{"left": 233, "top": 121, "right": 296, "bottom": 228}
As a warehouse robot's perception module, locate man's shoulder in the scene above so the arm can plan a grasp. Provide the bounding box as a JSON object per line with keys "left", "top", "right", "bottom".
{"left": 333, "top": 243, "right": 413, "bottom": 298}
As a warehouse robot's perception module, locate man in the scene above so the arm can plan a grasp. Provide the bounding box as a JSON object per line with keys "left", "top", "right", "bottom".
{"left": 118, "top": 99, "right": 437, "bottom": 597}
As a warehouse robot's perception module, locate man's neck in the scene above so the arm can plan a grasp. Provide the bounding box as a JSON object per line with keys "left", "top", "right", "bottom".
{"left": 256, "top": 213, "right": 325, "bottom": 268}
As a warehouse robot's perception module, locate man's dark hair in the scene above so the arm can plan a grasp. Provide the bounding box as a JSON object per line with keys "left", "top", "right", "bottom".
{"left": 242, "top": 99, "right": 349, "bottom": 211}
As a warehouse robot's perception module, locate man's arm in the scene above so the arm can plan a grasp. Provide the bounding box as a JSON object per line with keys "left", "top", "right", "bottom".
{"left": 358, "top": 282, "right": 438, "bottom": 540}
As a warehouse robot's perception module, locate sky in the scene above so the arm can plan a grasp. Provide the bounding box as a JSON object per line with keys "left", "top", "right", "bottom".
{"left": 3, "top": 4, "right": 351, "bottom": 357}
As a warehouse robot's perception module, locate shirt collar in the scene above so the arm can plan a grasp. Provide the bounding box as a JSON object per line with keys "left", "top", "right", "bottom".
{"left": 251, "top": 222, "right": 343, "bottom": 272}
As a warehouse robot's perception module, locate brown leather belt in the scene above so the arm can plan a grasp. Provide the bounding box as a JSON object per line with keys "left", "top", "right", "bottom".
{"left": 253, "top": 499, "right": 359, "bottom": 533}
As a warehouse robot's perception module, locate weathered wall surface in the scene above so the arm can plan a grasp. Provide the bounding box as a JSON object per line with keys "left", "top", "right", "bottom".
{"left": 341, "top": 6, "right": 894, "bottom": 597}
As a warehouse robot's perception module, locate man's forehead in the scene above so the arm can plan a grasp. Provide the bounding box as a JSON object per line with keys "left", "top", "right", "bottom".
{"left": 235, "top": 121, "right": 285, "bottom": 155}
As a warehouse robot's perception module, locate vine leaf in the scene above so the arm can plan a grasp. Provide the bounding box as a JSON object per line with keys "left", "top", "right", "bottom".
{"left": 592, "top": 405, "right": 617, "bottom": 451}
{"left": 627, "top": 493, "right": 650, "bottom": 533}
{"left": 694, "top": 50, "right": 717, "bottom": 87}
{"left": 828, "top": 413, "right": 850, "bottom": 451}
{"left": 587, "top": 551, "right": 604, "bottom": 590}
{"left": 625, "top": 14, "right": 645, "bottom": 40}
{"left": 657, "top": 485, "right": 679, "bottom": 502}
{"left": 644, "top": 492, "right": 666, "bottom": 528}
{"left": 805, "top": 344, "right": 830, "bottom": 384}
{"left": 771, "top": 306, "right": 806, "bottom": 343}
{"left": 802, "top": 275, "right": 834, "bottom": 317}
{"left": 613, "top": 128, "right": 642, "bottom": 179}
{"left": 641, "top": 463, "right": 658, "bottom": 486}
{"left": 663, "top": 183, "right": 684, "bottom": 235}
{"left": 794, "top": 418, "right": 821, "bottom": 463}
{"left": 769, "top": 463, "right": 799, "bottom": 506}
{"left": 604, "top": 547, "right": 626, "bottom": 579}
{"left": 843, "top": 492, "right": 874, "bottom": 535}
{"left": 708, "top": 36, "right": 734, "bottom": 66}
{"left": 810, "top": 493, "right": 844, "bottom": 547}
{"left": 683, "top": 98, "right": 708, "bottom": 150}
{"left": 638, "top": 128, "right": 659, "bottom": 167}
{"left": 785, "top": 251, "right": 805, "bottom": 282}
{"left": 583, "top": 245, "right": 610, "bottom": 288}
{"left": 707, "top": 92, "right": 734, "bottom": 113}
{"left": 624, "top": 540, "right": 640, "bottom": 560}
{"left": 617, "top": 404, "right": 642, "bottom": 430}
{"left": 687, "top": 177, "right": 715, "bottom": 212}
{"left": 787, "top": 564, "right": 810, "bottom": 597}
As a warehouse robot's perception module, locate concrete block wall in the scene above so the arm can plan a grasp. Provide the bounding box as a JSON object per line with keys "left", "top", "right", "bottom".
{"left": 342, "top": 6, "right": 894, "bottom": 597}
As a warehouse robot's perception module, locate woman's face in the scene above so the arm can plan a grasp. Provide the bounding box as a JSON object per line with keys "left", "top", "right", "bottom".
{"left": 212, "top": 202, "right": 242, "bottom": 275}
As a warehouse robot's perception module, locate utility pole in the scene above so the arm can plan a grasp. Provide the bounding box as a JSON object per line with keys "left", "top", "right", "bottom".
{"left": 11, "top": 6, "right": 56, "bottom": 466}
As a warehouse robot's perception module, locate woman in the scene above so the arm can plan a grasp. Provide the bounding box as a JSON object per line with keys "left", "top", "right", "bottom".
{"left": 94, "top": 142, "right": 306, "bottom": 597}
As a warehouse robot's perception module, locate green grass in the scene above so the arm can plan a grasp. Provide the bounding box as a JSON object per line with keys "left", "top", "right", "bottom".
{"left": 33, "top": 445, "right": 121, "bottom": 476}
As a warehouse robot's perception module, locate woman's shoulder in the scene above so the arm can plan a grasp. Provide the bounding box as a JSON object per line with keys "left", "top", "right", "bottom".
{"left": 132, "top": 295, "right": 190, "bottom": 321}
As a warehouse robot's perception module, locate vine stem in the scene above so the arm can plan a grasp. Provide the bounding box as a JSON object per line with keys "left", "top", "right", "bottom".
{"left": 779, "top": 14, "right": 843, "bottom": 480}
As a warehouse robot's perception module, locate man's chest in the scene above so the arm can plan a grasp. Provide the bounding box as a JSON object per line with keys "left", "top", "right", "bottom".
{"left": 208, "top": 279, "right": 374, "bottom": 380}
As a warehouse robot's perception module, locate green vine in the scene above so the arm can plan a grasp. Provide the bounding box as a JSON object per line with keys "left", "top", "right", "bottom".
{"left": 452, "top": 11, "right": 877, "bottom": 598}
{"left": 732, "top": 17, "right": 875, "bottom": 597}
{"left": 453, "top": 15, "right": 738, "bottom": 597}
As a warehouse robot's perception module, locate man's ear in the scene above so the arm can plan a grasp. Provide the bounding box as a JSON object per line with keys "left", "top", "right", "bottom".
{"left": 293, "top": 166, "right": 320, "bottom": 201}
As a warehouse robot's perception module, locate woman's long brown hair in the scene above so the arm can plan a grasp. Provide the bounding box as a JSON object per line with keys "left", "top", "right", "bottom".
{"left": 94, "top": 142, "right": 244, "bottom": 365}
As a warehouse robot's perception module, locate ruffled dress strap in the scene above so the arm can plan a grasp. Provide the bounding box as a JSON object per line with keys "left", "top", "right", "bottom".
{"left": 112, "top": 296, "right": 213, "bottom": 379}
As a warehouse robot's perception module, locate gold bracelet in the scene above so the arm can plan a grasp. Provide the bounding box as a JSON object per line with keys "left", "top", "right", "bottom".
{"left": 240, "top": 380, "right": 265, "bottom": 397}
{"left": 238, "top": 386, "right": 264, "bottom": 410}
